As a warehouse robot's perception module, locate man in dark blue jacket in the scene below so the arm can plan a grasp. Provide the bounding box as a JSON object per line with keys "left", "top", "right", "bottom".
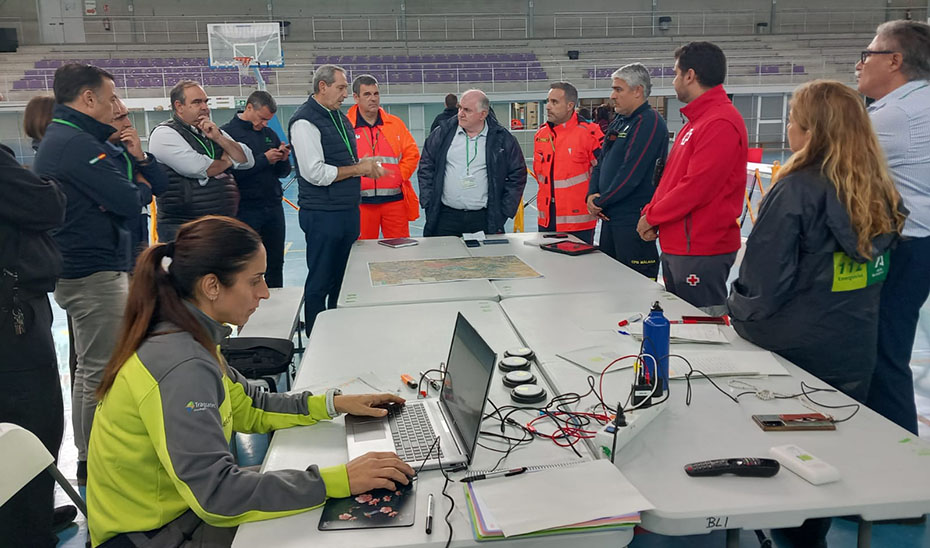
{"left": 106, "top": 99, "right": 169, "bottom": 267}
{"left": 418, "top": 89, "right": 526, "bottom": 237}
{"left": 587, "top": 63, "right": 668, "bottom": 279}
{"left": 222, "top": 91, "right": 292, "bottom": 288}
{"left": 32, "top": 63, "right": 140, "bottom": 485}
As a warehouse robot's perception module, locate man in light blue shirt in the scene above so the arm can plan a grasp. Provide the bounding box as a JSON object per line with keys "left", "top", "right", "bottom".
{"left": 441, "top": 119, "right": 489, "bottom": 212}
{"left": 418, "top": 89, "right": 527, "bottom": 237}
{"left": 857, "top": 19, "right": 930, "bottom": 435}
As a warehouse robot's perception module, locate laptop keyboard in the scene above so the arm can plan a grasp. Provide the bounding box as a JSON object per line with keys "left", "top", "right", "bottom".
{"left": 387, "top": 403, "right": 444, "bottom": 462}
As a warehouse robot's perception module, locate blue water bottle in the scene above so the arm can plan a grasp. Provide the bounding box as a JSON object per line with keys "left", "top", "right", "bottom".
{"left": 642, "top": 301, "right": 670, "bottom": 395}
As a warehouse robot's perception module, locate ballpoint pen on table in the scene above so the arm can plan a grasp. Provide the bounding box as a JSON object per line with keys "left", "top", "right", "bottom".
{"left": 461, "top": 467, "right": 528, "bottom": 483}
{"left": 425, "top": 493, "right": 434, "bottom": 534}
{"left": 617, "top": 313, "right": 643, "bottom": 327}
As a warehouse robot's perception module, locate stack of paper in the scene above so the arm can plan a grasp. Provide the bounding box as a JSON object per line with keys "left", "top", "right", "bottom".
{"left": 463, "top": 459, "right": 652, "bottom": 540}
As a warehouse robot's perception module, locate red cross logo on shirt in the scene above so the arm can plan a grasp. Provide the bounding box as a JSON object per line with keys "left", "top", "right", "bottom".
{"left": 686, "top": 274, "right": 701, "bottom": 286}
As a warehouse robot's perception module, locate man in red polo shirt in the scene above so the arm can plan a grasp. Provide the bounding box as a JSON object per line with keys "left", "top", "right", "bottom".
{"left": 638, "top": 42, "right": 748, "bottom": 315}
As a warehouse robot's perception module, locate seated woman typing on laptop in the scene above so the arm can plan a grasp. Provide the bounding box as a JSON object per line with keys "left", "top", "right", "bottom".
{"left": 87, "top": 216, "right": 414, "bottom": 548}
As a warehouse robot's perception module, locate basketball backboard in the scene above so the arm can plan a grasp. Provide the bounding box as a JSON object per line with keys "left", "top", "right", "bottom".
{"left": 207, "top": 23, "right": 283, "bottom": 68}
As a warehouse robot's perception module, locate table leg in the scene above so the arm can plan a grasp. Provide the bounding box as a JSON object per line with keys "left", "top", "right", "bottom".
{"left": 857, "top": 519, "right": 872, "bottom": 548}
{"left": 726, "top": 528, "right": 740, "bottom": 548}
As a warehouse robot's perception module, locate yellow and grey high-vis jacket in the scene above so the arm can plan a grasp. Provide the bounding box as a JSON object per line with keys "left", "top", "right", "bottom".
{"left": 87, "top": 305, "right": 349, "bottom": 546}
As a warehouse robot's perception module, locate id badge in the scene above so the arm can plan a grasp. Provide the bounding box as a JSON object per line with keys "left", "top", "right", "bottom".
{"left": 460, "top": 175, "right": 477, "bottom": 189}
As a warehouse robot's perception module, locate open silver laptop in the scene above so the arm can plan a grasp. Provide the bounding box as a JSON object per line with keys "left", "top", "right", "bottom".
{"left": 345, "top": 313, "right": 496, "bottom": 471}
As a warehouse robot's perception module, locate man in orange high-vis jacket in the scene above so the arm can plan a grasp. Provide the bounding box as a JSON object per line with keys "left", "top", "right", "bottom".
{"left": 347, "top": 75, "right": 420, "bottom": 239}
{"left": 533, "top": 82, "right": 603, "bottom": 243}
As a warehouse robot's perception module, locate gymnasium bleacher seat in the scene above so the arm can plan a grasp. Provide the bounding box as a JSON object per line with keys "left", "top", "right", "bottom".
{"left": 13, "top": 57, "right": 274, "bottom": 90}
{"left": 322, "top": 52, "right": 548, "bottom": 84}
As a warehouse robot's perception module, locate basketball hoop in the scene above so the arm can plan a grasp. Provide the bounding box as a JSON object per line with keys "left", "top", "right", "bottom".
{"left": 233, "top": 56, "right": 253, "bottom": 78}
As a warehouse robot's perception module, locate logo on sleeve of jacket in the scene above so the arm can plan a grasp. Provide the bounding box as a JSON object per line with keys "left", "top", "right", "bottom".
{"left": 186, "top": 400, "right": 218, "bottom": 413}
{"left": 679, "top": 128, "right": 695, "bottom": 145}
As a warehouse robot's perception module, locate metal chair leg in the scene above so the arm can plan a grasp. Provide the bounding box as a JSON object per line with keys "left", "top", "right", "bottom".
{"left": 47, "top": 464, "right": 86, "bottom": 517}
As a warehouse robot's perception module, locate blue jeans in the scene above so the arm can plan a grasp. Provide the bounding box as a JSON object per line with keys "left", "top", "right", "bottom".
{"left": 298, "top": 208, "right": 359, "bottom": 335}
{"left": 867, "top": 236, "right": 930, "bottom": 434}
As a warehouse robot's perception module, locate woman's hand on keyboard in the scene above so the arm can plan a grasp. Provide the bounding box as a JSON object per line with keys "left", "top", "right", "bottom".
{"left": 334, "top": 393, "right": 406, "bottom": 417}
{"left": 346, "top": 451, "right": 416, "bottom": 494}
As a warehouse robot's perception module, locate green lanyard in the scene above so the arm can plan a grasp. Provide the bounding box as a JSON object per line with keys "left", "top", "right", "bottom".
{"left": 465, "top": 133, "right": 480, "bottom": 176}
{"left": 54, "top": 118, "right": 132, "bottom": 180}
{"left": 51, "top": 118, "right": 83, "bottom": 131}
{"left": 327, "top": 109, "right": 357, "bottom": 163}
{"left": 121, "top": 151, "right": 133, "bottom": 181}
{"left": 186, "top": 130, "right": 216, "bottom": 160}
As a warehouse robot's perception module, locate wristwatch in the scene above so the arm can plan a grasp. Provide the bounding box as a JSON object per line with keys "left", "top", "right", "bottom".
{"left": 326, "top": 388, "right": 343, "bottom": 418}
{"left": 136, "top": 152, "right": 153, "bottom": 166}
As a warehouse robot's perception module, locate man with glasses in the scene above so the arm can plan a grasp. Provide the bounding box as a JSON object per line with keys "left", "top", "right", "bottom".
{"left": 856, "top": 20, "right": 930, "bottom": 436}
{"left": 221, "top": 91, "right": 291, "bottom": 287}
{"left": 149, "top": 80, "right": 255, "bottom": 242}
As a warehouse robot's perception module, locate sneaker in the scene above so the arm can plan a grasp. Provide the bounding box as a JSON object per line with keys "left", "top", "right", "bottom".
{"left": 51, "top": 505, "right": 77, "bottom": 534}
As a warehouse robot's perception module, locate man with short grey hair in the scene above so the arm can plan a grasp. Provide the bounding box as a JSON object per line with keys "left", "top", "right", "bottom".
{"left": 857, "top": 20, "right": 930, "bottom": 435}
{"left": 418, "top": 88, "right": 526, "bottom": 236}
{"left": 587, "top": 63, "right": 668, "bottom": 279}
{"left": 533, "top": 81, "right": 603, "bottom": 243}
{"left": 289, "top": 64, "right": 385, "bottom": 334}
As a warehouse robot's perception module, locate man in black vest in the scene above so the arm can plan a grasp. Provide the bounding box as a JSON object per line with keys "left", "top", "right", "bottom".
{"left": 289, "top": 64, "right": 384, "bottom": 334}
{"left": 149, "top": 80, "right": 255, "bottom": 242}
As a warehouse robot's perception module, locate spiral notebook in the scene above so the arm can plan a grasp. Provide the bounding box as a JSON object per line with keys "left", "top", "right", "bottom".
{"left": 463, "top": 460, "right": 651, "bottom": 539}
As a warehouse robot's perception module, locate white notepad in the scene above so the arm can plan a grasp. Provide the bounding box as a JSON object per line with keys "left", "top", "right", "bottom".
{"left": 471, "top": 459, "right": 654, "bottom": 537}
{"left": 627, "top": 323, "right": 730, "bottom": 343}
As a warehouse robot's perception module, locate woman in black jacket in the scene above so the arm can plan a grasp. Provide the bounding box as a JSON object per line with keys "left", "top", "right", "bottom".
{"left": 728, "top": 80, "right": 906, "bottom": 403}
{"left": 727, "top": 80, "right": 906, "bottom": 548}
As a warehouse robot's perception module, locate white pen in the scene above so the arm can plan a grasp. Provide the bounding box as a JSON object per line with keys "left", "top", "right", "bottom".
{"left": 425, "top": 493, "right": 434, "bottom": 534}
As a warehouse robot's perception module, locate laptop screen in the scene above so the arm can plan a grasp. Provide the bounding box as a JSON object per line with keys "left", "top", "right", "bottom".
{"left": 439, "top": 313, "right": 497, "bottom": 462}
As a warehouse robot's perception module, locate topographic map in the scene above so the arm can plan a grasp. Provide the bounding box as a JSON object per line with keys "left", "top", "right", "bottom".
{"left": 368, "top": 255, "right": 542, "bottom": 287}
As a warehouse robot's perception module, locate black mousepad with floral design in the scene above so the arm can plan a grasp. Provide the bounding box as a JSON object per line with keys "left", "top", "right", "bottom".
{"left": 318, "top": 480, "right": 417, "bottom": 530}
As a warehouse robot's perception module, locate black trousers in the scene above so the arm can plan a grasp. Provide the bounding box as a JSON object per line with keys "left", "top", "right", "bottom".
{"left": 598, "top": 221, "right": 658, "bottom": 279}
{"left": 238, "top": 203, "right": 286, "bottom": 288}
{"left": 434, "top": 205, "right": 489, "bottom": 237}
{"left": 299, "top": 208, "right": 359, "bottom": 336}
{"left": 0, "top": 295, "right": 64, "bottom": 548}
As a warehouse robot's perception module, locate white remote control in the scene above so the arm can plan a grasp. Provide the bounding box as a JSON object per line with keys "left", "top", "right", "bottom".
{"left": 769, "top": 444, "right": 840, "bottom": 485}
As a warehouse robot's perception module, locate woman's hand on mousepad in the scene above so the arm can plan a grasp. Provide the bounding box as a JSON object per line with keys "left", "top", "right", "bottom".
{"left": 318, "top": 480, "right": 417, "bottom": 530}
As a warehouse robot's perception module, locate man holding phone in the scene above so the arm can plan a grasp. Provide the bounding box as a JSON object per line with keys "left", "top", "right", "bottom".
{"left": 222, "top": 90, "right": 292, "bottom": 287}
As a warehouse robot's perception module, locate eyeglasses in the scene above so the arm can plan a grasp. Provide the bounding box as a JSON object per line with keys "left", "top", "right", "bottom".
{"left": 860, "top": 50, "right": 897, "bottom": 64}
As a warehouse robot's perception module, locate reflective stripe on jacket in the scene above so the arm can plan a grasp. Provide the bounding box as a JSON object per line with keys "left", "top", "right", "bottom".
{"left": 532, "top": 113, "right": 603, "bottom": 231}
{"left": 347, "top": 106, "right": 420, "bottom": 203}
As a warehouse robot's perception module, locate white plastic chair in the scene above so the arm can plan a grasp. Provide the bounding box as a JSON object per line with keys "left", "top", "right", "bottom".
{"left": 0, "top": 422, "right": 87, "bottom": 517}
